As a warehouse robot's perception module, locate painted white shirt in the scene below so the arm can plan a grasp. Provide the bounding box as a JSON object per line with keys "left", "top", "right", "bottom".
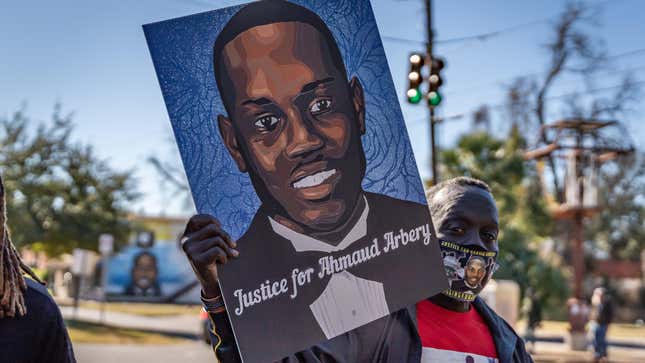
{"left": 421, "top": 347, "right": 499, "bottom": 363}
{"left": 268, "top": 196, "right": 390, "bottom": 338}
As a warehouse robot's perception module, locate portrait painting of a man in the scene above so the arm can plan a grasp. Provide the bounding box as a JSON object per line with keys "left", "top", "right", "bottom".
{"left": 144, "top": 0, "right": 447, "bottom": 361}
{"left": 125, "top": 251, "right": 162, "bottom": 297}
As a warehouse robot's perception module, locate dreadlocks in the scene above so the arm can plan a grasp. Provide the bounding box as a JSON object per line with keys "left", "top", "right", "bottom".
{"left": 0, "top": 174, "right": 43, "bottom": 318}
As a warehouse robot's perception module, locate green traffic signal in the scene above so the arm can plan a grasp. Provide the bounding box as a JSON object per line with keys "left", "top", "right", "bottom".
{"left": 407, "top": 88, "right": 422, "bottom": 104}
{"left": 428, "top": 91, "right": 442, "bottom": 106}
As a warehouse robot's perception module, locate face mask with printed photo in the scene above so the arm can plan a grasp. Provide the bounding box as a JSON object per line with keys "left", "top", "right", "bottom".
{"left": 439, "top": 240, "right": 499, "bottom": 302}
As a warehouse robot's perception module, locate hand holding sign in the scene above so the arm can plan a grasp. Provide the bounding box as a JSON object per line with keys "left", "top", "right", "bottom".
{"left": 181, "top": 214, "right": 239, "bottom": 298}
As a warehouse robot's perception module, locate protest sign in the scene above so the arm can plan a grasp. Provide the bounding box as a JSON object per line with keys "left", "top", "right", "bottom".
{"left": 144, "top": 1, "right": 447, "bottom": 361}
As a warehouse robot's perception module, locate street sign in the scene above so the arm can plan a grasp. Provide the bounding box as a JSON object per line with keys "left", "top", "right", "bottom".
{"left": 99, "top": 234, "right": 114, "bottom": 255}
{"left": 136, "top": 231, "right": 155, "bottom": 248}
{"left": 71, "top": 248, "right": 94, "bottom": 276}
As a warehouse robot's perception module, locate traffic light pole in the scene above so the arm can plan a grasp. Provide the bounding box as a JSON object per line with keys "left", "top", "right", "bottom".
{"left": 425, "top": 0, "right": 438, "bottom": 185}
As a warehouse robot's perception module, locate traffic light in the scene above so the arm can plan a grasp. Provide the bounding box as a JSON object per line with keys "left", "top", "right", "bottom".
{"left": 406, "top": 53, "right": 424, "bottom": 104}
{"left": 428, "top": 56, "right": 445, "bottom": 107}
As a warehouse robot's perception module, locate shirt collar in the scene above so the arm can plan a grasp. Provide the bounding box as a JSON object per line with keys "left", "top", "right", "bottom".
{"left": 268, "top": 196, "right": 369, "bottom": 253}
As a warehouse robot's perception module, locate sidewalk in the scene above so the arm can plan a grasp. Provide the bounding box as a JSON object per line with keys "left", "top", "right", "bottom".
{"left": 75, "top": 342, "right": 213, "bottom": 363}
{"left": 60, "top": 306, "right": 200, "bottom": 338}
{"left": 533, "top": 334, "right": 645, "bottom": 350}
{"left": 531, "top": 341, "right": 645, "bottom": 363}
{"left": 64, "top": 307, "right": 645, "bottom": 362}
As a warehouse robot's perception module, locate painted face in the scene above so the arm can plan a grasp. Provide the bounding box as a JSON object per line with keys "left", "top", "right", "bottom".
{"left": 218, "top": 22, "right": 366, "bottom": 232}
{"left": 132, "top": 254, "right": 157, "bottom": 289}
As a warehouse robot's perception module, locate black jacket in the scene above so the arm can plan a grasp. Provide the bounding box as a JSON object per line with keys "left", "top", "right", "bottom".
{"left": 208, "top": 307, "right": 420, "bottom": 363}
{"left": 471, "top": 298, "right": 534, "bottom": 363}
{"left": 209, "top": 297, "right": 533, "bottom": 363}
{"left": 0, "top": 278, "right": 76, "bottom": 363}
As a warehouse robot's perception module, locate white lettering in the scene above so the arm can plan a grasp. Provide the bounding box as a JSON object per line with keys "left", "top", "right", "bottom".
{"left": 232, "top": 278, "right": 290, "bottom": 316}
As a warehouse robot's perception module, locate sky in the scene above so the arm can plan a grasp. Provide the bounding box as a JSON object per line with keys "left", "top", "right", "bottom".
{"left": 1, "top": 0, "right": 644, "bottom": 217}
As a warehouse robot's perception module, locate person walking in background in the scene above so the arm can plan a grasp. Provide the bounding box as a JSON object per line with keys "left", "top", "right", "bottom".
{"left": 0, "top": 174, "right": 76, "bottom": 363}
{"left": 520, "top": 288, "right": 542, "bottom": 353}
{"left": 590, "top": 287, "right": 613, "bottom": 362}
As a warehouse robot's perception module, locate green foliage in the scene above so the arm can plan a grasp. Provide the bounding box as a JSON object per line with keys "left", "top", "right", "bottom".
{"left": 0, "top": 106, "right": 140, "bottom": 255}
{"left": 439, "top": 127, "right": 568, "bottom": 313}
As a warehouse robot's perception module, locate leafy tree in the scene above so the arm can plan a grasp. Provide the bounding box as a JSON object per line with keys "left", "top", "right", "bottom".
{"left": 440, "top": 128, "right": 568, "bottom": 314}
{"left": 0, "top": 106, "right": 139, "bottom": 255}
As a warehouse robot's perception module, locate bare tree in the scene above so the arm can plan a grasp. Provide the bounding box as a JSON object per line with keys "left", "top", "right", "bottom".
{"left": 147, "top": 137, "right": 194, "bottom": 214}
{"left": 480, "top": 1, "right": 640, "bottom": 202}
{"left": 472, "top": 105, "right": 491, "bottom": 131}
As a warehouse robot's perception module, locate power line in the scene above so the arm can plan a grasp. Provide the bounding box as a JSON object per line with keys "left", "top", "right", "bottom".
{"left": 442, "top": 45, "right": 645, "bottom": 97}
{"left": 444, "top": 63, "right": 645, "bottom": 97}
{"left": 409, "top": 79, "right": 645, "bottom": 124}
{"left": 382, "top": 1, "right": 640, "bottom": 48}
{"left": 467, "top": 80, "right": 645, "bottom": 115}
{"left": 455, "top": 5, "right": 630, "bottom": 53}
{"left": 436, "top": 19, "right": 548, "bottom": 44}
{"left": 382, "top": 18, "right": 548, "bottom": 47}
{"left": 545, "top": 80, "right": 645, "bottom": 101}
{"left": 608, "top": 47, "right": 645, "bottom": 60}
{"left": 381, "top": 35, "right": 424, "bottom": 45}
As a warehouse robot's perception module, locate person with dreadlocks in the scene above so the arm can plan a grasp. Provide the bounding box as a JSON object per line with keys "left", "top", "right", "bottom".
{"left": 0, "top": 174, "right": 76, "bottom": 363}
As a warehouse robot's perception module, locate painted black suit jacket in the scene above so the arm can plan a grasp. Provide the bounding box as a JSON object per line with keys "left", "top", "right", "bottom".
{"left": 217, "top": 191, "right": 446, "bottom": 363}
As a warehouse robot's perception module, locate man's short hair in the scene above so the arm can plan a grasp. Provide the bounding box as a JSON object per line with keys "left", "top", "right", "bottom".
{"left": 133, "top": 251, "right": 157, "bottom": 269}
{"left": 425, "top": 176, "right": 493, "bottom": 221}
{"left": 467, "top": 256, "right": 485, "bottom": 267}
{"left": 212, "top": 0, "right": 347, "bottom": 115}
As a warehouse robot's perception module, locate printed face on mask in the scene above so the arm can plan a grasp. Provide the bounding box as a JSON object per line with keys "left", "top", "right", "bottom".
{"left": 439, "top": 240, "right": 498, "bottom": 301}
{"left": 465, "top": 257, "right": 486, "bottom": 288}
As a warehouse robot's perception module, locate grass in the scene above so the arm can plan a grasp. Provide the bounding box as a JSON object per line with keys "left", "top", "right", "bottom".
{"left": 77, "top": 301, "right": 201, "bottom": 317}
{"left": 66, "top": 319, "right": 190, "bottom": 345}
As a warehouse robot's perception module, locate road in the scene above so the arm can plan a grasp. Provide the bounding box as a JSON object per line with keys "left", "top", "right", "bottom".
{"left": 75, "top": 342, "right": 214, "bottom": 363}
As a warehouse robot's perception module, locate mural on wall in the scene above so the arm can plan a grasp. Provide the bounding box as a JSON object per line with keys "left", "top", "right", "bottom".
{"left": 106, "top": 216, "right": 200, "bottom": 303}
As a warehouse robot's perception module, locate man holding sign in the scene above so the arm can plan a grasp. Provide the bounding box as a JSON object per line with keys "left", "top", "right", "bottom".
{"left": 185, "top": 177, "right": 535, "bottom": 363}
{"left": 209, "top": 0, "right": 437, "bottom": 337}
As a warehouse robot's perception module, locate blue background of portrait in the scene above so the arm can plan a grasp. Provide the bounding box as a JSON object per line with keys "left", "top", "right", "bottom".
{"left": 144, "top": 0, "right": 426, "bottom": 240}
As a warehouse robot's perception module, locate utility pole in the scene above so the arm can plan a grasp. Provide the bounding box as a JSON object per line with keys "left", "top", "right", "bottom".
{"left": 406, "top": 0, "right": 445, "bottom": 185}
{"left": 525, "top": 119, "right": 634, "bottom": 299}
{"left": 425, "top": 0, "right": 437, "bottom": 185}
